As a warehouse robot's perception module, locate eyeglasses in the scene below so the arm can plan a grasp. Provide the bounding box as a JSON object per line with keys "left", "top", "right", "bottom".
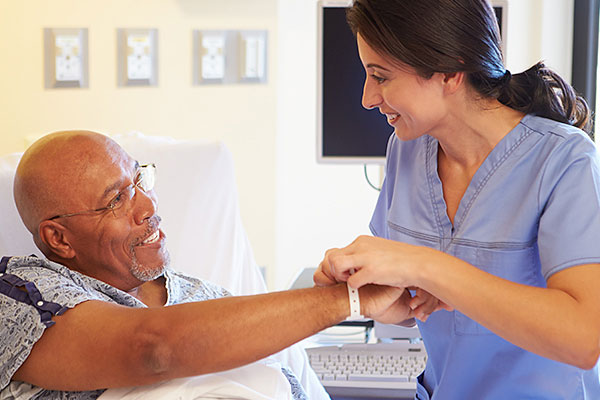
{"left": 47, "top": 164, "right": 156, "bottom": 221}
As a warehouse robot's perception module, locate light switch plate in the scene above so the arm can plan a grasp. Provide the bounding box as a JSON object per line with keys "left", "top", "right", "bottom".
{"left": 117, "top": 28, "right": 158, "bottom": 86}
{"left": 193, "top": 30, "right": 237, "bottom": 85}
{"left": 44, "top": 28, "right": 88, "bottom": 89}
{"left": 238, "top": 30, "right": 268, "bottom": 83}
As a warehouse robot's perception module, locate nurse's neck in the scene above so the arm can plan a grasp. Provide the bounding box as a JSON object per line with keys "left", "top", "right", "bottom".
{"left": 435, "top": 97, "right": 525, "bottom": 170}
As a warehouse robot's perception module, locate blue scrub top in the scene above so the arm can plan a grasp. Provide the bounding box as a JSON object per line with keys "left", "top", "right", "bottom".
{"left": 370, "top": 115, "right": 600, "bottom": 399}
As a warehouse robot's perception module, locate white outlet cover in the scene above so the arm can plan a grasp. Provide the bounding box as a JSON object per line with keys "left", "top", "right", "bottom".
{"left": 55, "top": 35, "right": 82, "bottom": 81}
{"left": 193, "top": 30, "right": 237, "bottom": 85}
{"left": 118, "top": 28, "right": 158, "bottom": 86}
{"left": 239, "top": 30, "right": 268, "bottom": 83}
{"left": 44, "top": 28, "right": 88, "bottom": 88}
{"left": 126, "top": 33, "right": 153, "bottom": 80}
{"left": 201, "top": 34, "right": 226, "bottom": 80}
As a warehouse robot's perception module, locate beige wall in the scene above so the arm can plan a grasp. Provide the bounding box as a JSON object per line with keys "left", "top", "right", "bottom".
{"left": 0, "top": 0, "right": 278, "bottom": 277}
{"left": 0, "top": 0, "right": 580, "bottom": 290}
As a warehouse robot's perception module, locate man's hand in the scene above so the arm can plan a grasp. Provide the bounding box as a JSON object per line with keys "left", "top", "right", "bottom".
{"left": 358, "top": 284, "right": 413, "bottom": 324}
{"left": 409, "top": 287, "right": 453, "bottom": 322}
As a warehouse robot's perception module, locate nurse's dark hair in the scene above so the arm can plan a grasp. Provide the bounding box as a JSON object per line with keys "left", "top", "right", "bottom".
{"left": 347, "top": 0, "right": 592, "bottom": 133}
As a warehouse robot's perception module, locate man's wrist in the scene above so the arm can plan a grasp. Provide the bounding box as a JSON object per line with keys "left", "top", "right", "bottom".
{"left": 323, "top": 283, "right": 354, "bottom": 323}
{"left": 346, "top": 283, "right": 364, "bottom": 320}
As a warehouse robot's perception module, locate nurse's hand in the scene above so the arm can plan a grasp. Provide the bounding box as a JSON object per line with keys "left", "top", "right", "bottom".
{"left": 316, "top": 243, "right": 450, "bottom": 322}
{"left": 325, "top": 235, "right": 441, "bottom": 289}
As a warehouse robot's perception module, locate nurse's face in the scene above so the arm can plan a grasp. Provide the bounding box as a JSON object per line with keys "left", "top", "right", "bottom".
{"left": 357, "top": 33, "right": 448, "bottom": 141}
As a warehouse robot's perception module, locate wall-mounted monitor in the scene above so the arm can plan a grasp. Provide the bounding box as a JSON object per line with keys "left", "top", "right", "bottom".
{"left": 316, "top": 0, "right": 508, "bottom": 164}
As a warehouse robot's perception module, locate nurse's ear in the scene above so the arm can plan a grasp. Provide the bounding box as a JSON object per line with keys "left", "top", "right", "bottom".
{"left": 440, "top": 71, "right": 465, "bottom": 95}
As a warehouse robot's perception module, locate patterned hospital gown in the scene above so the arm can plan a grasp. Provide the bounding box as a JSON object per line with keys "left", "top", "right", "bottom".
{"left": 0, "top": 255, "right": 308, "bottom": 400}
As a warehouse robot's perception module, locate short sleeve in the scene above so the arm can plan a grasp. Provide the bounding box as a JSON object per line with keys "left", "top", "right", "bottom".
{"left": 0, "top": 293, "right": 48, "bottom": 390}
{"left": 538, "top": 134, "right": 600, "bottom": 279}
{"left": 164, "top": 269, "right": 231, "bottom": 305}
{"left": 1, "top": 257, "right": 107, "bottom": 390}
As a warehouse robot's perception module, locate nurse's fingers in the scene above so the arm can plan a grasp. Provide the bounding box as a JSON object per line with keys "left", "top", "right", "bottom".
{"left": 347, "top": 267, "right": 377, "bottom": 289}
{"left": 313, "top": 262, "right": 338, "bottom": 286}
{"left": 328, "top": 253, "right": 363, "bottom": 284}
{"left": 315, "top": 248, "right": 344, "bottom": 286}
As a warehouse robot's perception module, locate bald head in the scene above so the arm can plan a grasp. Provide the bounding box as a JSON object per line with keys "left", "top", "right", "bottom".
{"left": 14, "top": 131, "right": 128, "bottom": 238}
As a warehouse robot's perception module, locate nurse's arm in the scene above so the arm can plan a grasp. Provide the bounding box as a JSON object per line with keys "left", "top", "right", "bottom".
{"left": 415, "top": 257, "right": 600, "bottom": 370}
{"left": 327, "top": 236, "right": 600, "bottom": 369}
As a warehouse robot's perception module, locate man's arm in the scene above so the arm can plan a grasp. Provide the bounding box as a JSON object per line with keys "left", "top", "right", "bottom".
{"left": 13, "top": 283, "right": 405, "bottom": 391}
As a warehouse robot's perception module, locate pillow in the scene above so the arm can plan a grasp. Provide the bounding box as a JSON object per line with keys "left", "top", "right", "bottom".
{"left": 0, "top": 132, "right": 266, "bottom": 296}
{"left": 0, "top": 152, "right": 39, "bottom": 257}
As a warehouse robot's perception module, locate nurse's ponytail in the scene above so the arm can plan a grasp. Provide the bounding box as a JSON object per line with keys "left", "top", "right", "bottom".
{"left": 493, "top": 63, "right": 591, "bottom": 132}
{"left": 347, "top": 0, "right": 592, "bottom": 134}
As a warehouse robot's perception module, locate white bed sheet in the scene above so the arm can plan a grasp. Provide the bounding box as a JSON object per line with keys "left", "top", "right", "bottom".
{"left": 98, "top": 360, "right": 294, "bottom": 400}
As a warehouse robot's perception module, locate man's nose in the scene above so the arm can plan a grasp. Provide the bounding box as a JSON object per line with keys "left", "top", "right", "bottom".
{"left": 132, "top": 187, "right": 158, "bottom": 224}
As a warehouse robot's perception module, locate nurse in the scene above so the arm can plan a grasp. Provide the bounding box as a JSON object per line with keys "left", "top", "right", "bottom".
{"left": 315, "top": 0, "right": 600, "bottom": 398}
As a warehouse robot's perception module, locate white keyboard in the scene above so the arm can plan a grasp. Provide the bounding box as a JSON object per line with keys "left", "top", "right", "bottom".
{"left": 306, "top": 342, "right": 426, "bottom": 399}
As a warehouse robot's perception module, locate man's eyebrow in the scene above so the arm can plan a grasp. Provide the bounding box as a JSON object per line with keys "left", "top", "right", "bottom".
{"left": 100, "top": 161, "right": 140, "bottom": 201}
{"left": 366, "top": 63, "right": 391, "bottom": 72}
{"left": 101, "top": 180, "right": 125, "bottom": 201}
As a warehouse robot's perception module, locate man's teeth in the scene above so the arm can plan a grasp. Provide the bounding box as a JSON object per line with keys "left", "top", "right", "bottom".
{"left": 143, "top": 230, "right": 160, "bottom": 244}
{"left": 387, "top": 114, "right": 399, "bottom": 121}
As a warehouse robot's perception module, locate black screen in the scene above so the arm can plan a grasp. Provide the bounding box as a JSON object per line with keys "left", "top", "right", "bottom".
{"left": 319, "top": 5, "right": 504, "bottom": 161}
{"left": 321, "top": 7, "right": 392, "bottom": 160}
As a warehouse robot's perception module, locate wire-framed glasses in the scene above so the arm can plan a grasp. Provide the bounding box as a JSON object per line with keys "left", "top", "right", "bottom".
{"left": 47, "top": 164, "right": 156, "bottom": 220}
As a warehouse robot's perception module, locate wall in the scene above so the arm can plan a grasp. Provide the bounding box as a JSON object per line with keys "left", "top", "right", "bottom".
{"left": 0, "top": 0, "right": 577, "bottom": 290}
{"left": 504, "top": 0, "right": 573, "bottom": 79}
{"left": 273, "top": 0, "right": 575, "bottom": 290}
{"left": 0, "top": 0, "right": 278, "bottom": 278}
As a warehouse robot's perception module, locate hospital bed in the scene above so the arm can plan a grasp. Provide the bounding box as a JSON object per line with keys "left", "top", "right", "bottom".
{"left": 0, "top": 132, "right": 328, "bottom": 399}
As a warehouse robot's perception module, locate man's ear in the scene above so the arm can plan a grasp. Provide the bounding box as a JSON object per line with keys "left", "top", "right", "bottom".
{"left": 441, "top": 71, "right": 465, "bottom": 95}
{"left": 38, "top": 221, "right": 75, "bottom": 259}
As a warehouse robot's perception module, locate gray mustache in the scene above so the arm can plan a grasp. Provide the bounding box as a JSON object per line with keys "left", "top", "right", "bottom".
{"left": 131, "top": 215, "right": 162, "bottom": 246}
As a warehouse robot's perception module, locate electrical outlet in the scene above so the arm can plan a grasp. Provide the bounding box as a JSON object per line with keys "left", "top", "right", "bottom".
{"left": 127, "top": 33, "right": 153, "bottom": 80}
{"left": 55, "top": 34, "right": 82, "bottom": 81}
{"left": 201, "top": 34, "right": 226, "bottom": 80}
{"left": 193, "top": 30, "right": 237, "bottom": 85}
{"left": 239, "top": 30, "right": 267, "bottom": 83}
{"left": 44, "top": 28, "right": 88, "bottom": 88}
{"left": 117, "top": 28, "right": 158, "bottom": 86}
{"left": 193, "top": 29, "right": 268, "bottom": 85}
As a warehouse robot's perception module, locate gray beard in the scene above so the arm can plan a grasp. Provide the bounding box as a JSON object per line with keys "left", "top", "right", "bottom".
{"left": 130, "top": 247, "right": 171, "bottom": 282}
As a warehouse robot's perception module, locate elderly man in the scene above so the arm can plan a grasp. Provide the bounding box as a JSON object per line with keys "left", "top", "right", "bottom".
{"left": 1, "top": 131, "right": 411, "bottom": 399}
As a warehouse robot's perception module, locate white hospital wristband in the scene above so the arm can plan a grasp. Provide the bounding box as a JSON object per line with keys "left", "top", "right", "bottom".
{"left": 346, "top": 283, "right": 364, "bottom": 320}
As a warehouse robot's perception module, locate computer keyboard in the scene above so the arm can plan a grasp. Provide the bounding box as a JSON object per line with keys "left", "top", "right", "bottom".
{"left": 306, "top": 342, "right": 426, "bottom": 399}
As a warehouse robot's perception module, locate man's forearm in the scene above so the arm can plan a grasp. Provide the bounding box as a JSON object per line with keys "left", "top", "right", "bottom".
{"left": 148, "top": 284, "right": 350, "bottom": 378}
